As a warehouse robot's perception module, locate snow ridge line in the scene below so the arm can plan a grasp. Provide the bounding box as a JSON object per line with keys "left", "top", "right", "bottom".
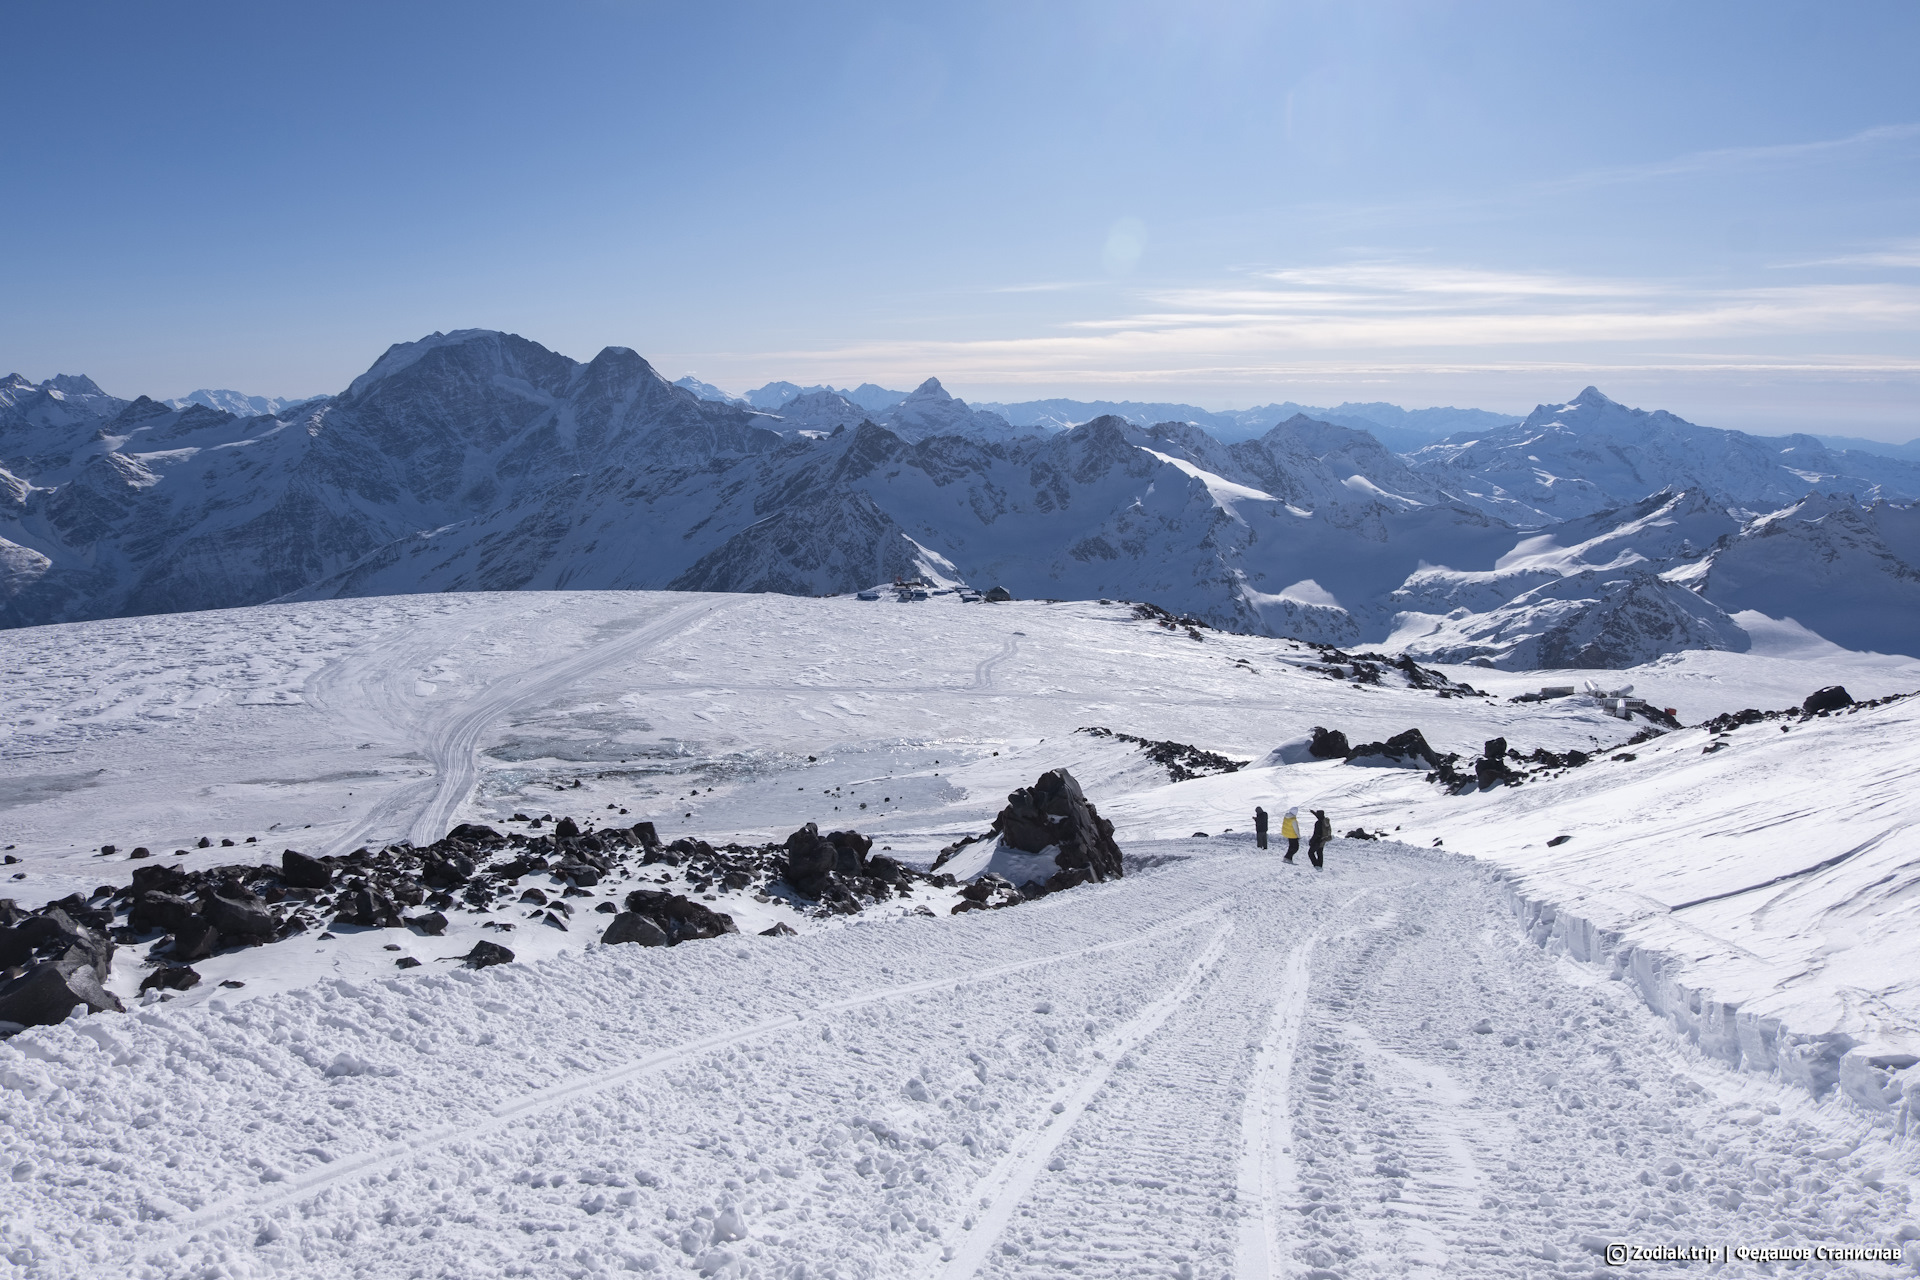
{"left": 1500, "top": 875, "right": 1910, "bottom": 1119}
{"left": 934, "top": 917, "right": 1237, "bottom": 1279}
{"left": 173, "top": 901, "right": 1227, "bottom": 1241}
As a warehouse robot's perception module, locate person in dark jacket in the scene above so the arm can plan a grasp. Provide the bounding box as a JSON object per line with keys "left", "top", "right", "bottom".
{"left": 1254, "top": 805, "right": 1269, "bottom": 849}
{"left": 1307, "top": 809, "right": 1332, "bottom": 869}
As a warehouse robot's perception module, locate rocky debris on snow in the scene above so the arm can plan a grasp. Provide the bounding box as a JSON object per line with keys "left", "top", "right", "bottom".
{"left": 1347, "top": 728, "right": 1449, "bottom": 770}
{"left": 614, "top": 889, "right": 737, "bottom": 945}
{"left": 1076, "top": 726, "right": 1246, "bottom": 782}
{"left": 953, "top": 873, "right": 1025, "bottom": 913}
{"left": 1700, "top": 687, "right": 1908, "bottom": 743}
{"left": 1301, "top": 646, "right": 1487, "bottom": 697}
{"left": 1131, "top": 601, "right": 1210, "bottom": 634}
{"left": 1, "top": 781, "right": 1147, "bottom": 1031}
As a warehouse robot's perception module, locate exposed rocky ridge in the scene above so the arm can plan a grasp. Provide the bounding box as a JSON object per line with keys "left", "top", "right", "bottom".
{"left": 1075, "top": 726, "right": 1246, "bottom": 782}
{"left": 0, "top": 789, "right": 1135, "bottom": 1031}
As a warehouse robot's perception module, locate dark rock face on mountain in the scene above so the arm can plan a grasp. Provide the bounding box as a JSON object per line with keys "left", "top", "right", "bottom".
{"left": 992, "top": 769, "right": 1124, "bottom": 885}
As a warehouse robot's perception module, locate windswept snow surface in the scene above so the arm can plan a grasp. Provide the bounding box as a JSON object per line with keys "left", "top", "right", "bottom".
{"left": 2, "top": 590, "right": 1918, "bottom": 1276}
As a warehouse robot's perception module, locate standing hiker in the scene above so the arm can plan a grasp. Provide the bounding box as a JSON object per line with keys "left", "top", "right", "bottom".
{"left": 1281, "top": 807, "right": 1300, "bottom": 862}
{"left": 1307, "top": 809, "right": 1332, "bottom": 869}
{"left": 1254, "top": 805, "right": 1270, "bottom": 849}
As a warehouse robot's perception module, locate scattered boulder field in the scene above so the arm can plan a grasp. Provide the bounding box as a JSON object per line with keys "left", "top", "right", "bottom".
{"left": 0, "top": 768, "right": 1130, "bottom": 1033}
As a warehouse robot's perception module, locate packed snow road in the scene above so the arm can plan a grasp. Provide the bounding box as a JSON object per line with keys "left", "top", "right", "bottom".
{"left": 4, "top": 843, "right": 1907, "bottom": 1280}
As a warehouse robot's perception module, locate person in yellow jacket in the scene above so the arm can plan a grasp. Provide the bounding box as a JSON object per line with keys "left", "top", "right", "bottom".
{"left": 1280, "top": 807, "right": 1300, "bottom": 862}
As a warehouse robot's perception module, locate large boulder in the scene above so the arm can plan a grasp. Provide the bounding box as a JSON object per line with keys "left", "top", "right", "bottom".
{"left": 201, "top": 887, "right": 277, "bottom": 938}
{"left": 781, "top": 823, "right": 839, "bottom": 899}
{"left": 1308, "top": 727, "right": 1350, "bottom": 759}
{"left": 988, "top": 768, "right": 1124, "bottom": 884}
{"left": 0, "top": 960, "right": 123, "bottom": 1027}
{"left": 621, "top": 890, "right": 738, "bottom": 944}
{"left": 0, "top": 907, "right": 116, "bottom": 981}
{"left": 281, "top": 849, "right": 333, "bottom": 889}
{"left": 1803, "top": 685, "right": 1853, "bottom": 714}
{"left": 601, "top": 912, "right": 670, "bottom": 947}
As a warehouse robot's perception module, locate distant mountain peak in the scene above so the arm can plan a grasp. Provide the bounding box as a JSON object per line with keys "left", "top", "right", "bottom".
{"left": 46, "top": 374, "right": 108, "bottom": 398}
{"left": 909, "top": 377, "right": 950, "bottom": 400}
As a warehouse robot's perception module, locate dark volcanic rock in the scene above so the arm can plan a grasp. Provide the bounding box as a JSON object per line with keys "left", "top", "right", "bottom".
{"left": 408, "top": 911, "right": 449, "bottom": 936}
{"left": 781, "top": 823, "right": 839, "bottom": 899}
{"left": 338, "top": 886, "right": 402, "bottom": 929}
{"left": 0, "top": 960, "right": 123, "bottom": 1026}
{"left": 281, "top": 849, "right": 332, "bottom": 889}
{"left": 601, "top": 912, "right": 670, "bottom": 947}
{"left": 139, "top": 965, "right": 202, "bottom": 993}
{"left": 989, "top": 768, "right": 1123, "bottom": 883}
{"left": 621, "top": 889, "right": 738, "bottom": 944}
{"left": 759, "top": 921, "right": 798, "bottom": 937}
{"left": 1347, "top": 728, "right": 1447, "bottom": 770}
{"left": 202, "top": 887, "right": 277, "bottom": 938}
{"left": 1803, "top": 685, "right": 1853, "bottom": 714}
{"left": 461, "top": 940, "right": 516, "bottom": 968}
{"left": 171, "top": 917, "right": 221, "bottom": 961}
{"left": 1308, "top": 727, "right": 1351, "bottom": 759}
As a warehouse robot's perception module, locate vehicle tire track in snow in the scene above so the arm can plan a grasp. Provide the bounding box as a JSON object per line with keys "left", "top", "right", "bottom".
{"left": 972, "top": 634, "right": 1019, "bottom": 690}
{"left": 1233, "top": 897, "right": 1383, "bottom": 1280}
{"left": 937, "top": 918, "right": 1236, "bottom": 1280}
{"left": 307, "top": 598, "right": 724, "bottom": 855}
{"left": 404, "top": 599, "right": 727, "bottom": 846}
{"left": 176, "top": 902, "right": 1227, "bottom": 1241}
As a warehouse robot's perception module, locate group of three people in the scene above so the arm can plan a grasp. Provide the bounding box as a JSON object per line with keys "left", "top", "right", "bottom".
{"left": 1252, "top": 804, "right": 1331, "bottom": 868}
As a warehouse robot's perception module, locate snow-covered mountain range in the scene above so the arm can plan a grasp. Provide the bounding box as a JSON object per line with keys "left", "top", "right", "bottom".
{"left": 166, "top": 388, "right": 322, "bottom": 418}
{"left": 4, "top": 334, "right": 1915, "bottom": 663}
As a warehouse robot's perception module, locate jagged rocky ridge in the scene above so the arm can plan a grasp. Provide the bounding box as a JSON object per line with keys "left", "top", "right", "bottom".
{"left": 5, "top": 340, "right": 1915, "bottom": 662}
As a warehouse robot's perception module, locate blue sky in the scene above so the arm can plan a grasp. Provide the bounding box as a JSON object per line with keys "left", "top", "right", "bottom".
{"left": 5, "top": 1, "right": 1918, "bottom": 438}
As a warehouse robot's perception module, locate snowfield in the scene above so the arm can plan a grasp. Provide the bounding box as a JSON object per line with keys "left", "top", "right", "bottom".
{"left": 2, "top": 589, "right": 1917, "bottom": 1277}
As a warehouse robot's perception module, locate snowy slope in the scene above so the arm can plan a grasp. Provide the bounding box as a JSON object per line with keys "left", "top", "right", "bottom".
{"left": 1, "top": 590, "right": 1917, "bottom": 1278}
{"left": 1683, "top": 492, "right": 1920, "bottom": 657}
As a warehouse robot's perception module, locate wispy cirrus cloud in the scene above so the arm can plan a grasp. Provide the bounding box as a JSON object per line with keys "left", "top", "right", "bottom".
{"left": 751, "top": 261, "right": 1920, "bottom": 387}
{"left": 1539, "top": 122, "right": 1920, "bottom": 196}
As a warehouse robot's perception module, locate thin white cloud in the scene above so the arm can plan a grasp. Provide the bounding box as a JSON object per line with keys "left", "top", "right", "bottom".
{"left": 1780, "top": 239, "right": 1920, "bottom": 270}
{"left": 988, "top": 281, "right": 1097, "bottom": 294}
{"left": 1540, "top": 122, "right": 1920, "bottom": 195}
{"left": 749, "top": 261, "right": 1920, "bottom": 386}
